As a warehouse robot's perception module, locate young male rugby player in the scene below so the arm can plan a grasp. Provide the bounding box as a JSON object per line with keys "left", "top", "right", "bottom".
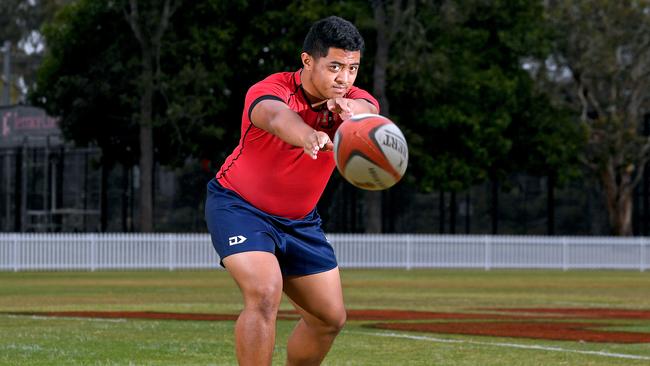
{"left": 205, "top": 16, "right": 378, "bottom": 365}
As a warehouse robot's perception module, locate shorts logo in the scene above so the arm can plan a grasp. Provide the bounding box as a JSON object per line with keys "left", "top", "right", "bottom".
{"left": 228, "top": 235, "right": 247, "bottom": 246}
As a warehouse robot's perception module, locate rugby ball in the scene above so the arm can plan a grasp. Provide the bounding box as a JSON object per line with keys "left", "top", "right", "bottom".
{"left": 333, "top": 114, "right": 408, "bottom": 190}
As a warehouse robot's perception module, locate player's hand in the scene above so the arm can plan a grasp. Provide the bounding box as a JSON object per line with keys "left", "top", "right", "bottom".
{"left": 327, "top": 98, "right": 355, "bottom": 121}
{"left": 303, "top": 130, "right": 333, "bottom": 159}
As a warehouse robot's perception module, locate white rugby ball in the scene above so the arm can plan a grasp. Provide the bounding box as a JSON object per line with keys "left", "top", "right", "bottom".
{"left": 333, "top": 113, "right": 408, "bottom": 190}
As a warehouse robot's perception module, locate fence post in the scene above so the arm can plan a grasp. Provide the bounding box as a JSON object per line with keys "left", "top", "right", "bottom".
{"left": 90, "top": 233, "right": 97, "bottom": 271}
{"left": 484, "top": 235, "right": 491, "bottom": 271}
{"left": 562, "top": 237, "right": 568, "bottom": 271}
{"left": 641, "top": 237, "right": 646, "bottom": 273}
{"left": 406, "top": 234, "right": 412, "bottom": 270}
{"left": 168, "top": 234, "right": 175, "bottom": 271}
{"left": 12, "top": 233, "right": 19, "bottom": 272}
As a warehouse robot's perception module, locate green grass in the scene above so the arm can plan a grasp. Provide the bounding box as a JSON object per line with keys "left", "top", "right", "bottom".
{"left": 1, "top": 269, "right": 650, "bottom": 365}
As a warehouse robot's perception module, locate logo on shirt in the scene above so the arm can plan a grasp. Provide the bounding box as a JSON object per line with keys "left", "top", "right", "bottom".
{"left": 318, "top": 110, "right": 335, "bottom": 129}
{"left": 228, "top": 235, "right": 247, "bottom": 246}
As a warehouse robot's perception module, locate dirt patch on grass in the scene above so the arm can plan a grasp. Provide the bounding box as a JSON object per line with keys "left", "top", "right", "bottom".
{"left": 6, "top": 308, "right": 650, "bottom": 343}
{"left": 284, "top": 309, "right": 534, "bottom": 321}
{"left": 371, "top": 321, "right": 650, "bottom": 343}
{"left": 7, "top": 309, "right": 524, "bottom": 322}
{"left": 485, "top": 308, "right": 650, "bottom": 319}
{"left": 7, "top": 311, "right": 240, "bottom": 321}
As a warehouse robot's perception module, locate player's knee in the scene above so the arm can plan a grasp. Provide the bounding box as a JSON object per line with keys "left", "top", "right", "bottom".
{"left": 322, "top": 308, "right": 347, "bottom": 334}
{"left": 333, "top": 309, "right": 347, "bottom": 332}
{"left": 243, "top": 283, "right": 282, "bottom": 320}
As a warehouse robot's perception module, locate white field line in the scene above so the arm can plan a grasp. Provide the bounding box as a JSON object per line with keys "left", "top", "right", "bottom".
{"left": 4, "top": 314, "right": 126, "bottom": 323}
{"left": 351, "top": 331, "right": 650, "bottom": 361}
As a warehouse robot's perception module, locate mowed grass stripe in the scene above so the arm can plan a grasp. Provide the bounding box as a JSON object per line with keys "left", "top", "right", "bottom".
{"left": 1, "top": 269, "right": 650, "bottom": 365}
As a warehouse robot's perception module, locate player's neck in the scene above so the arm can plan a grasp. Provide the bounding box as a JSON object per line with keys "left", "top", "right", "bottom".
{"left": 300, "top": 70, "right": 326, "bottom": 107}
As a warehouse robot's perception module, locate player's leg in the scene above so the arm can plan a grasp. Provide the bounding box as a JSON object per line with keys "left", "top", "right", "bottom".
{"left": 205, "top": 178, "right": 284, "bottom": 364}
{"left": 283, "top": 267, "right": 346, "bottom": 366}
{"left": 223, "top": 251, "right": 283, "bottom": 366}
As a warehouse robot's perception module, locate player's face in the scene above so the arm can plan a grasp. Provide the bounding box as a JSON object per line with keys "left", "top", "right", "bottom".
{"left": 304, "top": 48, "right": 361, "bottom": 100}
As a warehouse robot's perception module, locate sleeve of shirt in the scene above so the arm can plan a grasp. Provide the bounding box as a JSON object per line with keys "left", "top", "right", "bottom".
{"left": 243, "top": 76, "right": 292, "bottom": 125}
{"left": 346, "top": 86, "right": 381, "bottom": 114}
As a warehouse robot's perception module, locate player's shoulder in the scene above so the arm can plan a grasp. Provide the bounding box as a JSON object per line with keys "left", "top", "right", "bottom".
{"left": 245, "top": 71, "right": 298, "bottom": 102}
{"left": 252, "top": 71, "right": 297, "bottom": 91}
{"left": 244, "top": 71, "right": 299, "bottom": 114}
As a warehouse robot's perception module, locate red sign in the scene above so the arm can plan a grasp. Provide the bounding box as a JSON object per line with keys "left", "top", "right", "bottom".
{"left": 0, "top": 105, "right": 61, "bottom": 147}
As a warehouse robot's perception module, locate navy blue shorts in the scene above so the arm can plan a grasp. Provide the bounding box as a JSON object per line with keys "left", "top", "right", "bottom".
{"left": 204, "top": 179, "right": 337, "bottom": 276}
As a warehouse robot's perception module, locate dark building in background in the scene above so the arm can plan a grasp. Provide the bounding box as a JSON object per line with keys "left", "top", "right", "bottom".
{"left": 0, "top": 105, "right": 101, "bottom": 232}
{"left": 0, "top": 105, "right": 206, "bottom": 233}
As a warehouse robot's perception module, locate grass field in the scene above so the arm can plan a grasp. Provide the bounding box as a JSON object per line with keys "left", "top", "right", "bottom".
{"left": 1, "top": 269, "right": 650, "bottom": 365}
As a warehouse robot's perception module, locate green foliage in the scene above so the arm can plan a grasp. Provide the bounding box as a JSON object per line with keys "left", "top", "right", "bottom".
{"left": 154, "top": 0, "right": 246, "bottom": 166}
{"left": 31, "top": 0, "right": 244, "bottom": 166}
{"left": 390, "top": 0, "right": 582, "bottom": 192}
{"left": 543, "top": 0, "right": 650, "bottom": 175}
{"left": 31, "top": 0, "right": 372, "bottom": 168}
{"left": 32, "top": 0, "right": 141, "bottom": 164}
{"left": 0, "top": 0, "right": 68, "bottom": 99}
{"left": 541, "top": 0, "right": 650, "bottom": 235}
{"left": 30, "top": 0, "right": 584, "bottom": 200}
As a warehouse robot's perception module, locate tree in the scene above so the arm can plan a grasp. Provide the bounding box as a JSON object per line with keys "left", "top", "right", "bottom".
{"left": 31, "top": 0, "right": 240, "bottom": 231}
{"left": 124, "top": 0, "right": 181, "bottom": 232}
{"left": 32, "top": 0, "right": 141, "bottom": 162}
{"left": 0, "top": 0, "right": 67, "bottom": 102}
{"left": 506, "top": 85, "right": 583, "bottom": 233}
{"left": 386, "top": 0, "right": 582, "bottom": 233}
{"left": 366, "top": 0, "right": 417, "bottom": 233}
{"left": 542, "top": 0, "right": 650, "bottom": 235}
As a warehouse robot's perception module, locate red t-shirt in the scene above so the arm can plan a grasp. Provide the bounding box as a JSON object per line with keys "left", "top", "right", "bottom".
{"left": 216, "top": 70, "right": 379, "bottom": 219}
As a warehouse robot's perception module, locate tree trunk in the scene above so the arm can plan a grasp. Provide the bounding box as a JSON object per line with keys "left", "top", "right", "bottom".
{"left": 382, "top": 190, "right": 394, "bottom": 232}
{"left": 613, "top": 193, "right": 633, "bottom": 236}
{"left": 14, "top": 145, "right": 23, "bottom": 231}
{"left": 601, "top": 162, "right": 633, "bottom": 236}
{"left": 364, "top": 191, "right": 382, "bottom": 233}
{"left": 125, "top": 0, "right": 178, "bottom": 232}
{"left": 547, "top": 171, "right": 556, "bottom": 235}
{"left": 491, "top": 175, "right": 499, "bottom": 234}
{"left": 350, "top": 185, "right": 358, "bottom": 232}
{"left": 372, "top": 2, "right": 391, "bottom": 116}
{"left": 138, "top": 49, "right": 154, "bottom": 232}
{"left": 100, "top": 158, "right": 109, "bottom": 232}
{"left": 450, "top": 190, "right": 456, "bottom": 234}
{"left": 638, "top": 113, "right": 650, "bottom": 236}
{"left": 364, "top": 1, "right": 393, "bottom": 233}
{"left": 644, "top": 160, "right": 650, "bottom": 236}
{"left": 438, "top": 189, "right": 445, "bottom": 233}
{"left": 121, "top": 164, "right": 129, "bottom": 232}
{"left": 465, "top": 191, "right": 471, "bottom": 234}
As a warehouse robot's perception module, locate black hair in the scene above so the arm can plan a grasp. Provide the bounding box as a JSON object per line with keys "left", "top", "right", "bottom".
{"left": 302, "top": 16, "right": 365, "bottom": 58}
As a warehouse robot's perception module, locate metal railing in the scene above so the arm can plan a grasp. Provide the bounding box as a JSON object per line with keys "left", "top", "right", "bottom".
{"left": 0, "top": 233, "right": 647, "bottom": 271}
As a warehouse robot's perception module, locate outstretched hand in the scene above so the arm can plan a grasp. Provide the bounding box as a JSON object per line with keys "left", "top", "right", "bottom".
{"left": 327, "top": 98, "right": 355, "bottom": 121}
{"left": 303, "top": 130, "right": 333, "bottom": 159}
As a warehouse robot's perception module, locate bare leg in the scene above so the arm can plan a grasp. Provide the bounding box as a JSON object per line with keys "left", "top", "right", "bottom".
{"left": 223, "top": 251, "right": 283, "bottom": 366}
{"left": 283, "top": 267, "right": 346, "bottom": 366}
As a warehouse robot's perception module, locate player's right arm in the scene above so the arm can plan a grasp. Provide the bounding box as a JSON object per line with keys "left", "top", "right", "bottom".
{"left": 250, "top": 99, "right": 333, "bottom": 160}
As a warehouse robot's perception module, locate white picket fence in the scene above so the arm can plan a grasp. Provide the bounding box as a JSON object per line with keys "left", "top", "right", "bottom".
{"left": 0, "top": 233, "right": 648, "bottom": 271}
